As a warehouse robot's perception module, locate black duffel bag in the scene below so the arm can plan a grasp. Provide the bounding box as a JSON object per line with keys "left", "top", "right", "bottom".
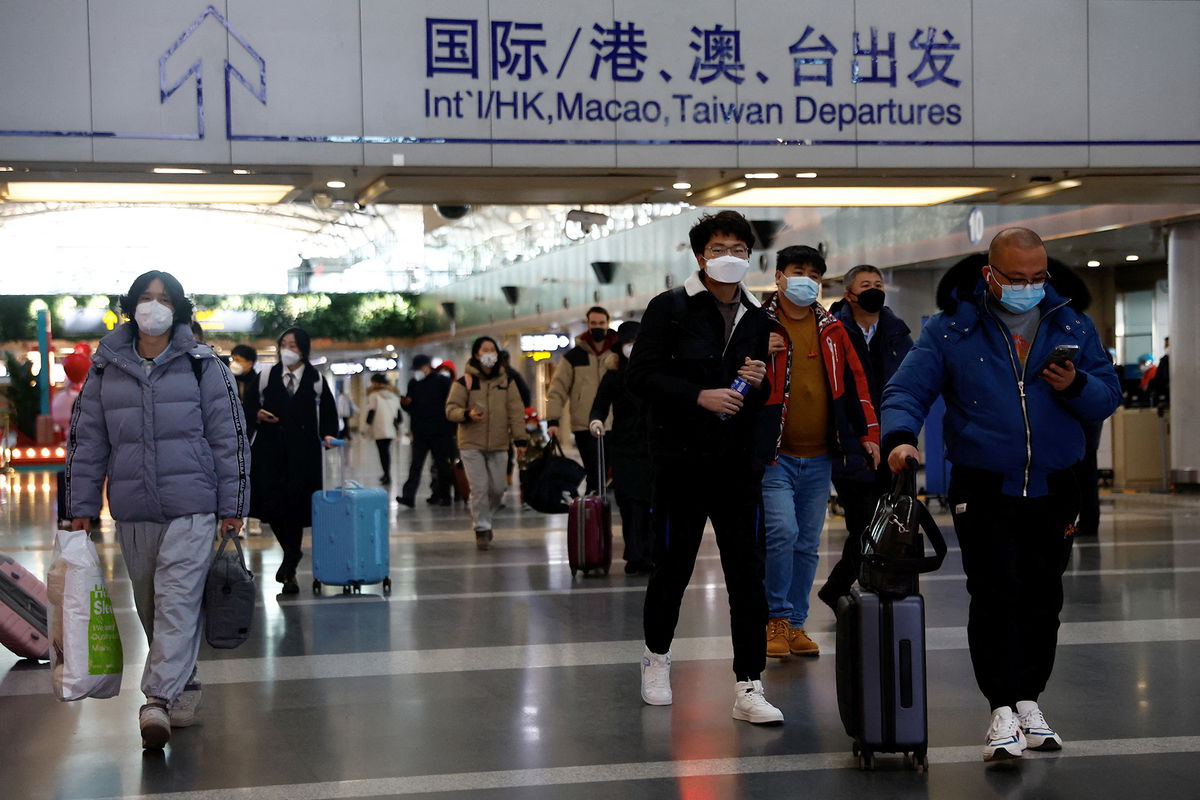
{"left": 859, "top": 459, "right": 948, "bottom": 597}
{"left": 524, "top": 437, "right": 586, "bottom": 514}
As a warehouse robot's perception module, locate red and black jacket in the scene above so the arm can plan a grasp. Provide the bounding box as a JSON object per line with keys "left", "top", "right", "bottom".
{"left": 755, "top": 291, "right": 879, "bottom": 467}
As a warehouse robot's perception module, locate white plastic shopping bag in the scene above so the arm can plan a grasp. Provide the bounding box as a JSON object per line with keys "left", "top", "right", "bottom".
{"left": 46, "top": 529, "right": 123, "bottom": 700}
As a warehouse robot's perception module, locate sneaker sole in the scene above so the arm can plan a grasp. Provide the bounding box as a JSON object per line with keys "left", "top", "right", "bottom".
{"left": 1025, "top": 737, "right": 1062, "bottom": 751}
{"left": 731, "top": 708, "right": 784, "bottom": 725}
{"left": 789, "top": 649, "right": 820, "bottom": 657}
{"left": 641, "top": 692, "right": 672, "bottom": 706}
{"left": 765, "top": 649, "right": 790, "bottom": 659}
{"left": 141, "top": 724, "right": 170, "bottom": 749}
{"left": 983, "top": 746, "right": 1023, "bottom": 762}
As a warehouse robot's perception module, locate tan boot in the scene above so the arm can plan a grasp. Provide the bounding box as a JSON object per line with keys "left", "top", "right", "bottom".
{"left": 765, "top": 617, "right": 791, "bottom": 658}
{"left": 788, "top": 627, "right": 820, "bottom": 656}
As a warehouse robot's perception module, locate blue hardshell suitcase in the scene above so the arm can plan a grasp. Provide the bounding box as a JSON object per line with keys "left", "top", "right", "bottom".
{"left": 311, "top": 447, "right": 391, "bottom": 595}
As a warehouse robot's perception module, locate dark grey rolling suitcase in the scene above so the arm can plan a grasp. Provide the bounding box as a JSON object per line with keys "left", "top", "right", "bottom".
{"left": 836, "top": 587, "right": 929, "bottom": 771}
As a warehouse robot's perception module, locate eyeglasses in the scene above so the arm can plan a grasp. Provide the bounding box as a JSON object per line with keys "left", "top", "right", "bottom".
{"left": 705, "top": 245, "right": 750, "bottom": 258}
{"left": 988, "top": 264, "right": 1050, "bottom": 288}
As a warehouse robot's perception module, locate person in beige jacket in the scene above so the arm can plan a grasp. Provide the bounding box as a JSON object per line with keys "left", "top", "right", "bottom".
{"left": 546, "top": 306, "right": 618, "bottom": 492}
{"left": 445, "top": 336, "right": 529, "bottom": 550}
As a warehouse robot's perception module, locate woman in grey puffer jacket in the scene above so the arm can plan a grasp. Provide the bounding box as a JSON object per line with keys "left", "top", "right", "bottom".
{"left": 67, "top": 270, "right": 250, "bottom": 751}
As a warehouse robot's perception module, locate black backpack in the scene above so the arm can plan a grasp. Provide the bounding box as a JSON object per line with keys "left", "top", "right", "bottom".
{"left": 858, "top": 462, "right": 948, "bottom": 597}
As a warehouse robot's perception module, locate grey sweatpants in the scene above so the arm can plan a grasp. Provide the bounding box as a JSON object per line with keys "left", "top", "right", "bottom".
{"left": 460, "top": 449, "right": 508, "bottom": 532}
{"left": 115, "top": 513, "right": 215, "bottom": 703}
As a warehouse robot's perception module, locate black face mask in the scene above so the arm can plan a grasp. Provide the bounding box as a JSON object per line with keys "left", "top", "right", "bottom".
{"left": 852, "top": 288, "right": 886, "bottom": 314}
{"left": 590, "top": 327, "right": 607, "bottom": 342}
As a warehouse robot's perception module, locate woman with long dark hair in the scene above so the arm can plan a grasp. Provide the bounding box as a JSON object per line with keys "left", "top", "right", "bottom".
{"left": 246, "top": 327, "right": 338, "bottom": 592}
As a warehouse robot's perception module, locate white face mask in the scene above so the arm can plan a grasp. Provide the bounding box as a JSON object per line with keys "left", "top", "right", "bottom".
{"left": 279, "top": 348, "right": 302, "bottom": 368}
{"left": 622, "top": 343, "right": 634, "bottom": 359}
{"left": 479, "top": 352, "right": 498, "bottom": 369}
{"left": 525, "top": 423, "right": 539, "bottom": 432}
{"left": 229, "top": 360, "right": 247, "bottom": 376}
{"left": 134, "top": 301, "right": 174, "bottom": 337}
{"left": 412, "top": 371, "right": 425, "bottom": 382}
{"left": 705, "top": 255, "right": 751, "bottom": 284}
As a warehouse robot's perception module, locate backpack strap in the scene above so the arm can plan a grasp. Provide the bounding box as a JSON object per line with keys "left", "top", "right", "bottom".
{"left": 458, "top": 373, "right": 475, "bottom": 392}
{"left": 189, "top": 355, "right": 204, "bottom": 385}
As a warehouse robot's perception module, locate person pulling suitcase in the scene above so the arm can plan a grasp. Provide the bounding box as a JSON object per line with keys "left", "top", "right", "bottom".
{"left": 567, "top": 429, "right": 612, "bottom": 576}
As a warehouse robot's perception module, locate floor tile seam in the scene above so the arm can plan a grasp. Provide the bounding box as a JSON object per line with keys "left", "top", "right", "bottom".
{"left": 7, "top": 618, "right": 1195, "bottom": 696}
{"left": 91, "top": 735, "right": 1200, "bottom": 799}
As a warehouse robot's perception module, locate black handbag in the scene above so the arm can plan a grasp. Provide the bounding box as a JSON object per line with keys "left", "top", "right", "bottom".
{"left": 204, "top": 530, "right": 255, "bottom": 649}
{"left": 859, "top": 461, "right": 947, "bottom": 597}
{"left": 524, "top": 437, "right": 587, "bottom": 514}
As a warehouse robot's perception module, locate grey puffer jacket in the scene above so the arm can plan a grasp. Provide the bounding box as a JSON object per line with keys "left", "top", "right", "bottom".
{"left": 66, "top": 322, "right": 250, "bottom": 522}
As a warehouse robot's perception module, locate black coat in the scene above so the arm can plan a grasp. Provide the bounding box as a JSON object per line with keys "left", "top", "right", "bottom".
{"left": 830, "top": 302, "right": 913, "bottom": 483}
{"left": 626, "top": 277, "right": 771, "bottom": 470}
{"left": 246, "top": 363, "right": 338, "bottom": 527}
{"left": 403, "top": 372, "right": 455, "bottom": 438}
{"left": 590, "top": 358, "right": 653, "bottom": 501}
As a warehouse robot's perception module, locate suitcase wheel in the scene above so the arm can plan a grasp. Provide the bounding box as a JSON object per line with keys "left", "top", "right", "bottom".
{"left": 312, "top": 580, "right": 322, "bottom": 595}
{"left": 352, "top": 582, "right": 363, "bottom": 594}
{"left": 342, "top": 585, "right": 352, "bottom": 595}
{"left": 382, "top": 577, "right": 392, "bottom": 595}
{"left": 858, "top": 750, "right": 875, "bottom": 771}
{"left": 911, "top": 750, "right": 928, "bottom": 772}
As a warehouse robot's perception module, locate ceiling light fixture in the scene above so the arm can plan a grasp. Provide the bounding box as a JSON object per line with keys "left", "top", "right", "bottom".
{"left": 0, "top": 166, "right": 13, "bottom": 172}
{"left": 0, "top": 181, "right": 295, "bottom": 204}
{"left": 708, "top": 185, "right": 989, "bottom": 207}
{"left": 795, "top": 172, "right": 818, "bottom": 178}
{"left": 1087, "top": 260, "right": 1101, "bottom": 267}
{"left": 232, "top": 169, "right": 253, "bottom": 175}
{"left": 325, "top": 180, "right": 347, "bottom": 189}
{"left": 744, "top": 172, "right": 779, "bottom": 179}
{"left": 152, "top": 167, "right": 209, "bottom": 175}
{"left": 673, "top": 182, "right": 691, "bottom": 190}
{"left": 998, "top": 178, "right": 1082, "bottom": 203}
{"left": 1125, "top": 254, "right": 1139, "bottom": 262}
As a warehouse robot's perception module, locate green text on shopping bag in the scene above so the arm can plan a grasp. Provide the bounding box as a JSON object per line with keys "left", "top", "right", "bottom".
{"left": 87, "top": 584, "right": 123, "bottom": 675}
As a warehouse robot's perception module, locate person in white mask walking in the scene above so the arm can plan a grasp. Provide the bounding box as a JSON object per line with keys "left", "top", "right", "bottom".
{"left": 626, "top": 210, "right": 782, "bottom": 725}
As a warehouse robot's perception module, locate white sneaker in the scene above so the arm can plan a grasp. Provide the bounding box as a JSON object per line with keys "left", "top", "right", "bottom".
{"left": 983, "top": 706, "right": 1027, "bottom": 761}
{"left": 640, "top": 647, "right": 672, "bottom": 706}
{"left": 139, "top": 701, "right": 171, "bottom": 749}
{"left": 1016, "top": 700, "right": 1063, "bottom": 751}
{"left": 170, "top": 682, "right": 203, "bottom": 728}
{"left": 731, "top": 680, "right": 784, "bottom": 724}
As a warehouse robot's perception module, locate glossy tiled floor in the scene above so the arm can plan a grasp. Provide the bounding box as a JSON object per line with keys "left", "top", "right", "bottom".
{"left": 2, "top": 444, "right": 1198, "bottom": 799}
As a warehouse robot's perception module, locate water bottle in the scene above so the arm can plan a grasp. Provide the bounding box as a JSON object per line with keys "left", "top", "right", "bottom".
{"left": 717, "top": 376, "right": 751, "bottom": 420}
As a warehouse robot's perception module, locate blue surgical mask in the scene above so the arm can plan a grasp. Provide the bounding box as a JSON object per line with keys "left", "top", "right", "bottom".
{"left": 782, "top": 276, "right": 819, "bottom": 307}
{"left": 990, "top": 272, "right": 1045, "bottom": 313}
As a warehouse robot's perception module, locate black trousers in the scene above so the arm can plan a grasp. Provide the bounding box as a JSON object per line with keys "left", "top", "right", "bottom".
{"left": 615, "top": 490, "right": 653, "bottom": 565}
{"left": 1075, "top": 447, "right": 1101, "bottom": 536}
{"left": 949, "top": 466, "right": 1079, "bottom": 711}
{"left": 403, "top": 433, "right": 456, "bottom": 503}
{"left": 823, "top": 477, "right": 886, "bottom": 595}
{"left": 644, "top": 463, "right": 767, "bottom": 680}
{"left": 271, "top": 522, "right": 305, "bottom": 581}
{"left": 573, "top": 430, "right": 606, "bottom": 493}
{"left": 375, "top": 438, "right": 393, "bottom": 481}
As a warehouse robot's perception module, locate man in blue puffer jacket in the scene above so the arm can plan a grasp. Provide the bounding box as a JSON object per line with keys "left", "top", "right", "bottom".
{"left": 67, "top": 270, "right": 250, "bottom": 750}
{"left": 882, "top": 229, "right": 1120, "bottom": 763}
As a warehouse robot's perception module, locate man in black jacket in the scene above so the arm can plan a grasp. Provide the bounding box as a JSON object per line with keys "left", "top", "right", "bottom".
{"left": 398, "top": 354, "right": 456, "bottom": 507}
{"left": 818, "top": 264, "right": 914, "bottom": 608}
{"left": 626, "top": 210, "right": 782, "bottom": 725}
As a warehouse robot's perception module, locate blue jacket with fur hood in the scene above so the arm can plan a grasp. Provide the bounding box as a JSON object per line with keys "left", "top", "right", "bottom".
{"left": 66, "top": 322, "right": 250, "bottom": 522}
{"left": 881, "top": 272, "right": 1120, "bottom": 498}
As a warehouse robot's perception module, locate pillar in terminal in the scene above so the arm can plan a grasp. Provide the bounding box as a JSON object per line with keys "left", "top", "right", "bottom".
{"left": 1167, "top": 221, "right": 1200, "bottom": 489}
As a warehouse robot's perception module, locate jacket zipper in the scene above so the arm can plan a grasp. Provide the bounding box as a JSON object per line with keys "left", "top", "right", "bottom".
{"left": 984, "top": 298, "right": 1069, "bottom": 496}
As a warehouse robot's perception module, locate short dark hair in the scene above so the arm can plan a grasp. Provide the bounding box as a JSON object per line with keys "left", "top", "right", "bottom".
{"left": 843, "top": 264, "right": 882, "bottom": 287}
{"left": 689, "top": 210, "right": 754, "bottom": 255}
{"left": 585, "top": 306, "right": 610, "bottom": 321}
{"left": 277, "top": 326, "right": 312, "bottom": 362}
{"left": 370, "top": 373, "right": 388, "bottom": 385}
{"left": 231, "top": 344, "right": 257, "bottom": 363}
{"left": 120, "top": 270, "right": 193, "bottom": 326}
{"left": 775, "top": 245, "right": 826, "bottom": 276}
{"left": 471, "top": 336, "right": 499, "bottom": 358}
{"left": 190, "top": 320, "right": 205, "bottom": 341}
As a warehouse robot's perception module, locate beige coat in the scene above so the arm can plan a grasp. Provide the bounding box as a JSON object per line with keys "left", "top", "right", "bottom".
{"left": 445, "top": 364, "right": 526, "bottom": 451}
{"left": 365, "top": 384, "right": 402, "bottom": 440}
{"left": 546, "top": 332, "right": 619, "bottom": 432}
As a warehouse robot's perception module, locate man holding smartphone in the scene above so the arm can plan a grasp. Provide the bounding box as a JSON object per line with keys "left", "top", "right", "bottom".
{"left": 881, "top": 228, "right": 1121, "bottom": 763}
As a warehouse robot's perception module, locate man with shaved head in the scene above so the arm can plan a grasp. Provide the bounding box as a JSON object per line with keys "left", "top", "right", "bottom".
{"left": 881, "top": 227, "right": 1120, "bottom": 762}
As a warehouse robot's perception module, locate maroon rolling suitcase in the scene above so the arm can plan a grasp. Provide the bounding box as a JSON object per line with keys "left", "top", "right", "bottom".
{"left": 567, "top": 432, "right": 612, "bottom": 576}
{"left": 0, "top": 553, "right": 51, "bottom": 660}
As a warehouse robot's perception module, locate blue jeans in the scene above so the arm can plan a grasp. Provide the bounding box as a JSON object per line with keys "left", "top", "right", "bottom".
{"left": 763, "top": 453, "right": 832, "bottom": 627}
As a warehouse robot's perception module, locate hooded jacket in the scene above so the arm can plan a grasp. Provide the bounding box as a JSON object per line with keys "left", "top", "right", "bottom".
{"left": 881, "top": 259, "right": 1121, "bottom": 497}
{"left": 546, "top": 330, "right": 619, "bottom": 432}
{"left": 365, "top": 382, "right": 402, "bottom": 440}
{"left": 445, "top": 363, "right": 529, "bottom": 452}
{"left": 830, "top": 300, "right": 913, "bottom": 483}
{"left": 626, "top": 271, "right": 771, "bottom": 470}
{"left": 66, "top": 322, "right": 250, "bottom": 522}
{"left": 757, "top": 292, "right": 880, "bottom": 467}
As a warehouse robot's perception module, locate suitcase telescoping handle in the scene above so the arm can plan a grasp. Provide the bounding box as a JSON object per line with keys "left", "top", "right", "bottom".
{"left": 594, "top": 428, "right": 606, "bottom": 501}
{"left": 320, "top": 437, "right": 347, "bottom": 497}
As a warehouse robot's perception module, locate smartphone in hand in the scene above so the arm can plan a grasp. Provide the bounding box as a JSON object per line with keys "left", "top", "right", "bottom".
{"left": 1037, "top": 344, "right": 1080, "bottom": 376}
